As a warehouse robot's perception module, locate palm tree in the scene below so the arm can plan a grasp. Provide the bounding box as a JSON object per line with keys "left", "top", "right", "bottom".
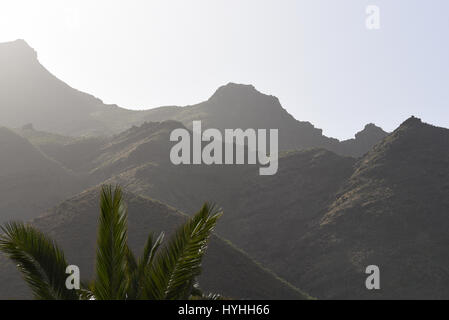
{"left": 0, "top": 185, "right": 222, "bottom": 300}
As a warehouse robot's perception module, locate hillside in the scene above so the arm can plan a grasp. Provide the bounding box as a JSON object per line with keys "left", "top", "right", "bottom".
{"left": 89, "top": 121, "right": 184, "bottom": 180}
{"left": 217, "top": 149, "right": 356, "bottom": 273}
{"left": 84, "top": 125, "right": 358, "bottom": 293}
{"left": 0, "top": 188, "right": 309, "bottom": 300}
{"left": 96, "top": 117, "right": 449, "bottom": 299}
{"left": 84, "top": 122, "right": 355, "bottom": 239}
{"left": 2, "top": 112, "right": 449, "bottom": 299}
{"left": 0, "top": 127, "right": 84, "bottom": 222}
{"left": 15, "top": 124, "right": 106, "bottom": 173}
{"left": 290, "top": 117, "right": 449, "bottom": 299}
{"left": 91, "top": 121, "right": 254, "bottom": 214}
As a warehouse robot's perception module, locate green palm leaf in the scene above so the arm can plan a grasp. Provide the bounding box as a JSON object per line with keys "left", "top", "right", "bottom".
{"left": 140, "top": 232, "right": 164, "bottom": 270}
{"left": 93, "top": 185, "right": 129, "bottom": 300}
{"left": 143, "top": 203, "right": 222, "bottom": 300}
{"left": 0, "top": 222, "right": 79, "bottom": 300}
{"left": 127, "top": 232, "right": 165, "bottom": 299}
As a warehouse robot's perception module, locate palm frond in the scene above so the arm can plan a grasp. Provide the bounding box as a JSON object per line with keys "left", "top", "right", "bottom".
{"left": 93, "top": 185, "right": 129, "bottom": 300}
{"left": 126, "top": 232, "right": 165, "bottom": 299}
{"left": 0, "top": 185, "right": 223, "bottom": 301}
{"left": 190, "top": 282, "right": 223, "bottom": 300}
{"left": 143, "top": 203, "right": 222, "bottom": 300}
{"left": 79, "top": 280, "right": 95, "bottom": 300}
{"left": 124, "top": 245, "right": 139, "bottom": 299}
{"left": 0, "top": 222, "right": 79, "bottom": 300}
{"left": 140, "top": 232, "right": 164, "bottom": 270}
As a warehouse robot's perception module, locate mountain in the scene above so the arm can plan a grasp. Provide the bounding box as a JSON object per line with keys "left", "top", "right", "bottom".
{"left": 22, "top": 120, "right": 253, "bottom": 215}
{"left": 89, "top": 121, "right": 183, "bottom": 180}
{"left": 289, "top": 117, "right": 449, "bottom": 299}
{"left": 15, "top": 124, "right": 107, "bottom": 174}
{"left": 337, "top": 123, "right": 388, "bottom": 157}
{"left": 0, "top": 127, "right": 84, "bottom": 222}
{"left": 138, "top": 83, "right": 389, "bottom": 157}
{"left": 0, "top": 188, "right": 310, "bottom": 300}
{"left": 0, "top": 39, "right": 143, "bottom": 136}
{"left": 190, "top": 116, "right": 449, "bottom": 300}
{"left": 96, "top": 117, "right": 449, "bottom": 300}
{"left": 215, "top": 149, "right": 356, "bottom": 273}
{"left": 92, "top": 121, "right": 257, "bottom": 215}
{"left": 2, "top": 100, "right": 449, "bottom": 299}
{"left": 70, "top": 122, "right": 357, "bottom": 293}
{"left": 0, "top": 40, "right": 385, "bottom": 157}
{"left": 15, "top": 123, "right": 77, "bottom": 146}
{"left": 6, "top": 39, "right": 445, "bottom": 300}
{"left": 139, "top": 83, "right": 340, "bottom": 152}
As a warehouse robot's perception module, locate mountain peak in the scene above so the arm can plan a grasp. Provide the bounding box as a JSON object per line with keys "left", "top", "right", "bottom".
{"left": 0, "top": 39, "right": 37, "bottom": 60}
{"left": 354, "top": 123, "right": 388, "bottom": 140}
{"left": 220, "top": 82, "right": 257, "bottom": 92}
{"left": 400, "top": 116, "right": 423, "bottom": 128}
{"left": 209, "top": 82, "right": 261, "bottom": 101}
{"left": 364, "top": 123, "right": 379, "bottom": 130}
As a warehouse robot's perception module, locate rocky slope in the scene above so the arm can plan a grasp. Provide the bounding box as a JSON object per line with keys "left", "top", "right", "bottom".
{"left": 0, "top": 127, "right": 84, "bottom": 222}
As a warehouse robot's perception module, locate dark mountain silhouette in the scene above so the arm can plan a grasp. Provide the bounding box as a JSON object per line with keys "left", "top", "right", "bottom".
{"left": 93, "top": 117, "right": 449, "bottom": 300}
{"left": 21, "top": 120, "right": 254, "bottom": 215}
{"left": 216, "top": 149, "right": 356, "bottom": 272}
{"left": 2, "top": 113, "right": 449, "bottom": 299}
{"left": 90, "top": 121, "right": 255, "bottom": 214}
{"left": 0, "top": 127, "right": 84, "bottom": 222}
{"left": 57, "top": 122, "right": 356, "bottom": 294}
{"left": 140, "top": 83, "right": 338, "bottom": 152}
{"left": 0, "top": 188, "right": 309, "bottom": 300}
{"left": 0, "top": 40, "right": 385, "bottom": 157}
{"left": 16, "top": 118, "right": 384, "bottom": 230}
{"left": 336, "top": 123, "right": 388, "bottom": 157}
{"left": 288, "top": 117, "right": 449, "bottom": 299}
{"left": 134, "top": 82, "right": 388, "bottom": 157}
{"left": 172, "top": 116, "right": 448, "bottom": 300}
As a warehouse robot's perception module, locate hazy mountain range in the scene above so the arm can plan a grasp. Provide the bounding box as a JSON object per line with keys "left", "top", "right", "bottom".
{"left": 0, "top": 39, "right": 448, "bottom": 299}
{"left": 0, "top": 39, "right": 387, "bottom": 157}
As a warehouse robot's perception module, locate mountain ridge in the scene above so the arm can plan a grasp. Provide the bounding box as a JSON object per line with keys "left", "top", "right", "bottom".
{"left": 292, "top": 116, "right": 449, "bottom": 299}
{"left": 0, "top": 39, "right": 386, "bottom": 157}
{"left": 2, "top": 39, "right": 447, "bottom": 300}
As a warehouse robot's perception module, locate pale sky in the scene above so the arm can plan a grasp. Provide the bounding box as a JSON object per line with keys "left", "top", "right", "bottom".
{"left": 0, "top": 0, "right": 448, "bottom": 139}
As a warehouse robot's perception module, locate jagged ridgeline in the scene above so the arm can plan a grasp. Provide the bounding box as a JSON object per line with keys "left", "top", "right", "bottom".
{"left": 0, "top": 39, "right": 448, "bottom": 300}
{"left": 0, "top": 39, "right": 387, "bottom": 158}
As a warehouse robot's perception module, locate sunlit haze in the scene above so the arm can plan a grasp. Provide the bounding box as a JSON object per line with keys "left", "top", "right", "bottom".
{"left": 1, "top": 0, "right": 448, "bottom": 139}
